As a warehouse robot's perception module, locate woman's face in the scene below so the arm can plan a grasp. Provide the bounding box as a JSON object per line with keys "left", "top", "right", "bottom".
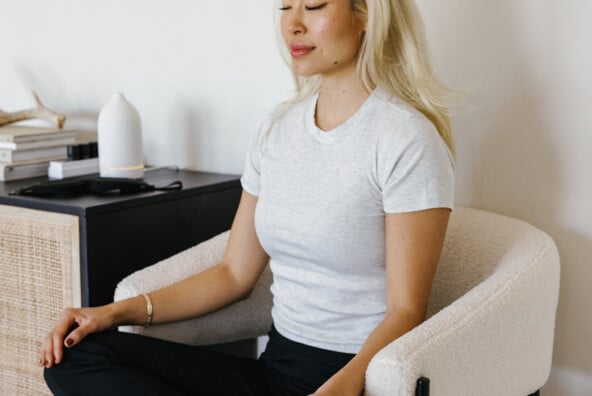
{"left": 280, "top": 0, "right": 366, "bottom": 78}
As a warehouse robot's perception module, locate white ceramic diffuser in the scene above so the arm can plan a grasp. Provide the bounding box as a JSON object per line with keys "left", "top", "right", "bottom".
{"left": 98, "top": 93, "right": 144, "bottom": 179}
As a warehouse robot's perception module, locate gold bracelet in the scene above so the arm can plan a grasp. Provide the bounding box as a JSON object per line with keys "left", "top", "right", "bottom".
{"left": 141, "top": 293, "right": 153, "bottom": 327}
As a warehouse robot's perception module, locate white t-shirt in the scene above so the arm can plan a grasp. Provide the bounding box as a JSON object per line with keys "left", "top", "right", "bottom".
{"left": 241, "top": 88, "right": 455, "bottom": 353}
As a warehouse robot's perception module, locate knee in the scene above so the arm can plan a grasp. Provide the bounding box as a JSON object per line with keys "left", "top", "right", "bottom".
{"left": 43, "top": 336, "right": 106, "bottom": 395}
{"left": 44, "top": 364, "right": 65, "bottom": 394}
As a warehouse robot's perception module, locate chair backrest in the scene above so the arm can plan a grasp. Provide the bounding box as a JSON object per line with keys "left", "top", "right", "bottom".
{"left": 426, "top": 206, "right": 552, "bottom": 318}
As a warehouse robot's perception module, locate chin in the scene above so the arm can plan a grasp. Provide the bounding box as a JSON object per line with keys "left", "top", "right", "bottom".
{"left": 290, "top": 62, "right": 324, "bottom": 77}
{"left": 293, "top": 71, "right": 318, "bottom": 78}
{"left": 291, "top": 67, "right": 318, "bottom": 78}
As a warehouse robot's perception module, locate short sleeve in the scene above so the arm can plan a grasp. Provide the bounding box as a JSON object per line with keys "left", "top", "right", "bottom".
{"left": 240, "top": 116, "right": 271, "bottom": 197}
{"left": 377, "top": 115, "right": 455, "bottom": 213}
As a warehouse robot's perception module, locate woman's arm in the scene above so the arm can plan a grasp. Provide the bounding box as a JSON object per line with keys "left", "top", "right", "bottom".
{"left": 41, "top": 191, "right": 269, "bottom": 368}
{"left": 126, "top": 191, "right": 269, "bottom": 324}
{"left": 311, "top": 208, "right": 451, "bottom": 396}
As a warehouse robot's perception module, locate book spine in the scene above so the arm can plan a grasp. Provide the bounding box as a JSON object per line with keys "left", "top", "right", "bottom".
{"left": 0, "top": 163, "right": 49, "bottom": 182}
{"left": 0, "top": 137, "right": 76, "bottom": 150}
{"left": 48, "top": 158, "right": 99, "bottom": 179}
{"left": 0, "top": 150, "right": 13, "bottom": 162}
{"left": 12, "top": 131, "right": 77, "bottom": 143}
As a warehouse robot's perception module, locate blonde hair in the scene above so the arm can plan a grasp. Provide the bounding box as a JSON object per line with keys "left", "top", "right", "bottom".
{"left": 271, "top": 0, "right": 455, "bottom": 157}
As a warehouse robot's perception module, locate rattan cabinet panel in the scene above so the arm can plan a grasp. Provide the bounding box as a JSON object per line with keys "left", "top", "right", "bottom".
{"left": 0, "top": 205, "right": 80, "bottom": 396}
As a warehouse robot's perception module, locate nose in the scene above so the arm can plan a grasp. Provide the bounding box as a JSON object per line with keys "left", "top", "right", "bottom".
{"left": 284, "top": 9, "right": 306, "bottom": 36}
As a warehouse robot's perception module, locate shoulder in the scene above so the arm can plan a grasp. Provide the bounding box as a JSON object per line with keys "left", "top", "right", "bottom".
{"left": 372, "top": 88, "right": 434, "bottom": 137}
{"left": 370, "top": 88, "right": 453, "bottom": 162}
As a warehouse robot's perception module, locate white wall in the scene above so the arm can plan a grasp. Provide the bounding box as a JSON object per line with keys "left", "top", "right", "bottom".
{"left": 417, "top": 1, "right": 592, "bottom": 394}
{"left": 0, "top": 0, "right": 292, "bottom": 173}
{"left": 1, "top": 1, "right": 590, "bottom": 394}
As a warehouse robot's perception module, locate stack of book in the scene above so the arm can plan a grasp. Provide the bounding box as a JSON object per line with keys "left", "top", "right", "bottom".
{"left": 0, "top": 126, "right": 77, "bottom": 181}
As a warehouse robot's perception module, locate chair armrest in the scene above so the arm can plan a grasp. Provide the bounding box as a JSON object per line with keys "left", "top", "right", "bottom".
{"left": 114, "top": 231, "right": 273, "bottom": 346}
{"left": 365, "top": 229, "right": 560, "bottom": 396}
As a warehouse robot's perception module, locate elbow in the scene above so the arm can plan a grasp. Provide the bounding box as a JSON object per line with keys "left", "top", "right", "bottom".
{"left": 236, "top": 286, "right": 255, "bottom": 301}
{"left": 220, "top": 263, "right": 257, "bottom": 302}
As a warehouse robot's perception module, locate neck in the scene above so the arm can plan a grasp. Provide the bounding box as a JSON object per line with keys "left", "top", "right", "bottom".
{"left": 315, "top": 67, "right": 371, "bottom": 131}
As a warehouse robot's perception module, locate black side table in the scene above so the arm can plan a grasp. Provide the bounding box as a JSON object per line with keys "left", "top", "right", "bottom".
{"left": 0, "top": 168, "right": 241, "bottom": 306}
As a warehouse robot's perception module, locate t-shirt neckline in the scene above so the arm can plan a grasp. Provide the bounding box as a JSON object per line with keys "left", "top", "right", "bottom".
{"left": 305, "top": 89, "right": 378, "bottom": 145}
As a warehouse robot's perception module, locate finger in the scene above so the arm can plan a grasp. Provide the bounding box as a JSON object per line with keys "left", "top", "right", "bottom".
{"left": 44, "top": 335, "right": 55, "bottom": 368}
{"left": 39, "top": 337, "right": 48, "bottom": 366}
{"left": 42, "top": 308, "right": 79, "bottom": 368}
{"left": 65, "top": 323, "right": 92, "bottom": 348}
{"left": 52, "top": 308, "right": 80, "bottom": 350}
{"left": 52, "top": 330, "right": 64, "bottom": 365}
{"left": 39, "top": 348, "right": 46, "bottom": 366}
{"left": 55, "top": 309, "right": 77, "bottom": 337}
{"left": 46, "top": 333, "right": 62, "bottom": 367}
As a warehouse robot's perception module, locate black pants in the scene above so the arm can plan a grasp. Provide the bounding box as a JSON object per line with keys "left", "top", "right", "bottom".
{"left": 44, "top": 326, "right": 354, "bottom": 396}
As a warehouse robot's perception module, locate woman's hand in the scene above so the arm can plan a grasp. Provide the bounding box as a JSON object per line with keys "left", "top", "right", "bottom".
{"left": 40, "top": 304, "right": 115, "bottom": 368}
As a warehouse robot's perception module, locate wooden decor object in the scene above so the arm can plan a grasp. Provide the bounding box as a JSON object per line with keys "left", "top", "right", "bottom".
{"left": 0, "top": 91, "right": 66, "bottom": 128}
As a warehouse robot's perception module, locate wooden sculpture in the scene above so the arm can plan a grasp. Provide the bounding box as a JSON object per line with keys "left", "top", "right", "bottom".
{"left": 0, "top": 91, "right": 66, "bottom": 129}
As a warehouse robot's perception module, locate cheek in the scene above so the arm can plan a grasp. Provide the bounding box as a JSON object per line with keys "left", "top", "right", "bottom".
{"left": 318, "top": 19, "right": 360, "bottom": 55}
{"left": 315, "top": 18, "right": 332, "bottom": 37}
{"left": 323, "top": 36, "right": 360, "bottom": 64}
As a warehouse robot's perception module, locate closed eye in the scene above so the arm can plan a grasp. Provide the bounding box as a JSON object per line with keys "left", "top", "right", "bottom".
{"left": 306, "top": 3, "right": 328, "bottom": 10}
{"left": 279, "top": 3, "right": 327, "bottom": 11}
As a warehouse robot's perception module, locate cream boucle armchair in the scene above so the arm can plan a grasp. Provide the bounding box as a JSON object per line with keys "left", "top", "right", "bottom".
{"left": 114, "top": 206, "right": 560, "bottom": 396}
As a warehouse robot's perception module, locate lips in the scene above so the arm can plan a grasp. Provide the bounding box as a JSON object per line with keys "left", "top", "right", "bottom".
{"left": 289, "top": 43, "right": 315, "bottom": 58}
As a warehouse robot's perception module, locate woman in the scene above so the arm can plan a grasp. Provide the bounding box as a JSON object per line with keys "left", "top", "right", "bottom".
{"left": 41, "top": 0, "right": 455, "bottom": 395}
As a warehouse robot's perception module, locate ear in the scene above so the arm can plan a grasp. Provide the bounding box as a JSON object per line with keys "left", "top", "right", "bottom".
{"left": 352, "top": 14, "right": 367, "bottom": 34}
{"left": 355, "top": 11, "right": 368, "bottom": 33}
{"left": 359, "top": 19, "right": 367, "bottom": 36}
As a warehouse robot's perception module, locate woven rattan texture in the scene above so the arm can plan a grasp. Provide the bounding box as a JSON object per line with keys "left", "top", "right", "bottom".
{"left": 0, "top": 207, "right": 78, "bottom": 395}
